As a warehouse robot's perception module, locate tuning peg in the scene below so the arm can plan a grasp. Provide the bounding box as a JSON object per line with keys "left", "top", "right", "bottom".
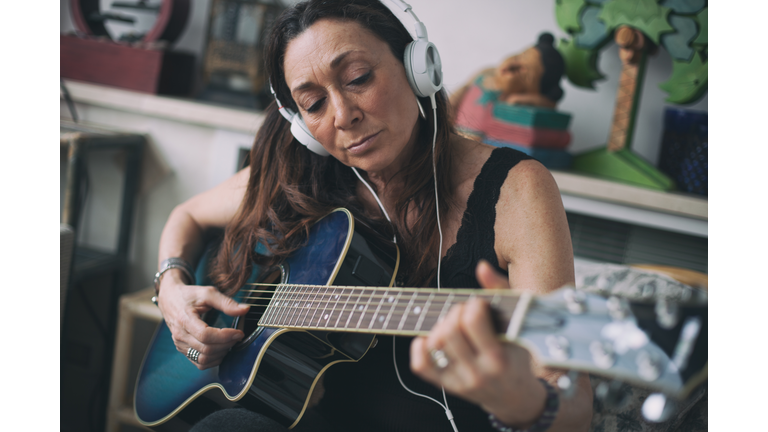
{"left": 639, "top": 280, "right": 656, "bottom": 299}
{"left": 590, "top": 340, "right": 616, "bottom": 369}
{"left": 596, "top": 274, "right": 616, "bottom": 292}
{"left": 545, "top": 335, "right": 571, "bottom": 361}
{"left": 563, "top": 288, "right": 587, "bottom": 314}
{"left": 642, "top": 393, "right": 677, "bottom": 422}
{"left": 556, "top": 370, "right": 579, "bottom": 399}
{"left": 595, "top": 380, "right": 629, "bottom": 410}
{"left": 655, "top": 298, "right": 679, "bottom": 329}
{"left": 636, "top": 349, "right": 662, "bottom": 382}
{"left": 606, "top": 296, "right": 630, "bottom": 320}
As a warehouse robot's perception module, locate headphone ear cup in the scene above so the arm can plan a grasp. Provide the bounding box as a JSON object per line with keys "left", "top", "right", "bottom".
{"left": 404, "top": 39, "right": 443, "bottom": 98}
{"left": 290, "top": 115, "right": 329, "bottom": 156}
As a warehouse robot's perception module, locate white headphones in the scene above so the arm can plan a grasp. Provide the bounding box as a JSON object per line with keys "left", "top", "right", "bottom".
{"left": 270, "top": 0, "right": 443, "bottom": 156}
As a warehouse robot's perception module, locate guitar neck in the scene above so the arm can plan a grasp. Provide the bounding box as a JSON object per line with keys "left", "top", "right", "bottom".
{"left": 257, "top": 284, "right": 521, "bottom": 337}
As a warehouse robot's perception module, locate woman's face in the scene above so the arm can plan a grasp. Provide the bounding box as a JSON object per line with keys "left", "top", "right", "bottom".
{"left": 283, "top": 19, "right": 420, "bottom": 176}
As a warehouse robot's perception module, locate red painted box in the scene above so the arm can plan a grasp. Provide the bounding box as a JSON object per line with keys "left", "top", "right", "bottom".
{"left": 60, "top": 34, "right": 195, "bottom": 96}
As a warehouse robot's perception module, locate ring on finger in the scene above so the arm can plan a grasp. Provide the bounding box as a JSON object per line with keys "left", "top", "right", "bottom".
{"left": 430, "top": 348, "right": 449, "bottom": 370}
{"left": 186, "top": 347, "right": 201, "bottom": 363}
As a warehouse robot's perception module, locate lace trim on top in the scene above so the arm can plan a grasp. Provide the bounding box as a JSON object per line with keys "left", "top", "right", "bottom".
{"left": 437, "top": 147, "right": 532, "bottom": 288}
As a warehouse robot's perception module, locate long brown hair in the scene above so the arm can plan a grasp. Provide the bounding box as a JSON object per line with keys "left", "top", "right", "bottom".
{"left": 212, "top": 0, "right": 456, "bottom": 293}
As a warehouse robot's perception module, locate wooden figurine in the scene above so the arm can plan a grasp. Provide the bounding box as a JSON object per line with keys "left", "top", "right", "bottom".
{"left": 451, "top": 33, "right": 566, "bottom": 111}
{"left": 555, "top": 0, "right": 708, "bottom": 190}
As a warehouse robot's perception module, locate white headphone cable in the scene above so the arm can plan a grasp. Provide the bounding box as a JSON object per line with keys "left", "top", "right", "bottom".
{"left": 390, "top": 93, "right": 459, "bottom": 432}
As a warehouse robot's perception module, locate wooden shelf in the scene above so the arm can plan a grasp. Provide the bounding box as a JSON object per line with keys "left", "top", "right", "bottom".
{"left": 62, "top": 79, "right": 265, "bottom": 134}
{"left": 551, "top": 170, "right": 707, "bottom": 237}
{"left": 551, "top": 170, "right": 707, "bottom": 220}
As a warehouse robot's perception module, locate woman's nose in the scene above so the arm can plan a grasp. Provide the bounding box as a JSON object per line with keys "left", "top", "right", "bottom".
{"left": 332, "top": 93, "right": 362, "bottom": 130}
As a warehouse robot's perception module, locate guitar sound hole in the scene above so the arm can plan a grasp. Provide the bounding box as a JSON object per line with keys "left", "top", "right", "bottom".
{"left": 232, "top": 266, "right": 283, "bottom": 350}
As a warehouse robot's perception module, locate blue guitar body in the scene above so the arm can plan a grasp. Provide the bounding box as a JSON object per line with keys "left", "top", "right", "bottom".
{"left": 134, "top": 209, "right": 399, "bottom": 430}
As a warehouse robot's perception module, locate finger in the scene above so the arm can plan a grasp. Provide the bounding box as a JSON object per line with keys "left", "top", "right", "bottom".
{"left": 410, "top": 336, "right": 440, "bottom": 383}
{"left": 204, "top": 287, "right": 252, "bottom": 317}
{"left": 188, "top": 347, "right": 230, "bottom": 370}
{"left": 461, "top": 298, "right": 506, "bottom": 373}
{"left": 428, "top": 304, "right": 477, "bottom": 370}
{"left": 183, "top": 287, "right": 248, "bottom": 345}
{"left": 182, "top": 307, "right": 246, "bottom": 346}
{"left": 475, "top": 260, "right": 510, "bottom": 290}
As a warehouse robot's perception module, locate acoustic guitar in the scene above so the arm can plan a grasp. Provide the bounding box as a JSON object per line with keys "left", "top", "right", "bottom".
{"left": 134, "top": 208, "right": 707, "bottom": 431}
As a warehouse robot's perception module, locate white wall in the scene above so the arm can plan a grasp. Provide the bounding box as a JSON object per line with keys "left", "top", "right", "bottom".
{"left": 395, "top": 0, "right": 707, "bottom": 164}
{"left": 60, "top": 0, "right": 707, "bottom": 293}
{"left": 62, "top": 0, "right": 708, "bottom": 163}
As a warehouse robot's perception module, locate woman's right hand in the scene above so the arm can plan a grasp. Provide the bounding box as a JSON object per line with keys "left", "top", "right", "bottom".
{"left": 157, "top": 270, "right": 251, "bottom": 370}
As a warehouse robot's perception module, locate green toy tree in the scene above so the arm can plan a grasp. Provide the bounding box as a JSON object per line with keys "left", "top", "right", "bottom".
{"left": 555, "top": 0, "right": 707, "bottom": 190}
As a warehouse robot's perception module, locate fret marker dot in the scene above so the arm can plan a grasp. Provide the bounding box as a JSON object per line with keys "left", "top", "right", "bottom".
{"left": 275, "top": 302, "right": 280, "bottom": 306}
{"left": 294, "top": 302, "right": 299, "bottom": 307}
{"left": 388, "top": 296, "right": 394, "bottom": 303}
{"left": 324, "top": 314, "right": 329, "bottom": 320}
{"left": 413, "top": 306, "right": 422, "bottom": 314}
{"left": 359, "top": 305, "right": 364, "bottom": 311}
{"left": 335, "top": 295, "right": 339, "bottom": 299}
{"left": 378, "top": 316, "right": 385, "bottom": 322}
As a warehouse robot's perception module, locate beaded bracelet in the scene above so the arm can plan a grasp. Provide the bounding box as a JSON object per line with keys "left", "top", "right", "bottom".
{"left": 488, "top": 378, "right": 560, "bottom": 432}
{"left": 152, "top": 257, "right": 195, "bottom": 305}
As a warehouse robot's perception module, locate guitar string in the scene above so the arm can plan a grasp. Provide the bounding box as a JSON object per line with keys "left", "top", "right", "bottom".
{"left": 234, "top": 296, "right": 518, "bottom": 327}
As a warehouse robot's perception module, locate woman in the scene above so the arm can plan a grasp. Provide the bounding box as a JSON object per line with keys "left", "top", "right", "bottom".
{"left": 155, "top": 1, "right": 592, "bottom": 431}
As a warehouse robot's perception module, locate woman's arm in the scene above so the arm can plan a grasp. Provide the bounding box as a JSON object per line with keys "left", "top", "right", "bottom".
{"left": 492, "top": 159, "right": 592, "bottom": 431}
{"left": 411, "top": 159, "right": 592, "bottom": 431}
{"left": 156, "top": 167, "right": 253, "bottom": 370}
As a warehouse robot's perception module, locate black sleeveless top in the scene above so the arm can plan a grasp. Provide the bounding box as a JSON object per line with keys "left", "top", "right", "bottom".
{"left": 317, "top": 148, "right": 533, "bottom": 432}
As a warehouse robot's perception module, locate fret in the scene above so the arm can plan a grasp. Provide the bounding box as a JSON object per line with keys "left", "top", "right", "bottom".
{"left": 292, "top": 285, "right": 316, "bottom": 327}
{"left": 397, "top": 291, "right": 419, "bottom": 331}
{"left": 400, "top": 291, "right": 433, "bottom": 332}
{"left": 315, "top": 285, "right": 333, "bottom": 329}
{"left": 355, "top": 289, "right": 376, "bottom": 329}
{"left": 333, "top": 287, "right": 351, "bottom": 329}
{"left": 413, "top": 291, "right": 445, "bottom": 332}
{"left": 261, "top": 286, "right": 283, "bottom": 326}
{"left": 304, "top": 285, "right": 323, "bottom": 327}
{"left": 382, "top": 290, "right": 403, "bottom": 331}
{"left": 276, "top": 285, "right": 299, "bottom": 326}
{"left": 414, "top": 292, "right": 435, "bottom": 332}
{"left": 490, "top": 291, "right": 501, "bottom": 308}
{"left": 368, "top": 289, "right": 390, "bottom": 330}
{"left": 436, "top": 292, "right": 455, "bottom": 325}
{"left": 285, "top": 285, "right": 303, "bottom": 327}
{"left": 344, "top": 288, "right": 367, "bottom": 329}
{"left": 283, "top": 285, "right": 305, "bottom": 327}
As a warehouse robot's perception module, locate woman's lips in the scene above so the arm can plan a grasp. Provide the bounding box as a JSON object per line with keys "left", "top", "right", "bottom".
{"left": 347, "top": 131, "right": 380, "bottom": 154}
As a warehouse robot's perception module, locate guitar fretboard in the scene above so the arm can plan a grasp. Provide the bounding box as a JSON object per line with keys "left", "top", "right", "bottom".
{"left": 258, "top": 285, "right": 520, "bottom": 336}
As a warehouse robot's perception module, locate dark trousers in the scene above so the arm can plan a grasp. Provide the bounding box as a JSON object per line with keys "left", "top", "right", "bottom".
{"left": 190, "top": 407, "right": 337, "bottom": 432}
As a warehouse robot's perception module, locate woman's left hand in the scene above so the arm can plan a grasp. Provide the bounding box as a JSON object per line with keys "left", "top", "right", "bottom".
{"left": 410, "top": 260, "right": 547, "bottom": 427}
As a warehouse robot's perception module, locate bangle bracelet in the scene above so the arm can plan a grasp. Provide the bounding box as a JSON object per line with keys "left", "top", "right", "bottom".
{"left": 153, "top": 257, "right": 195, "bottom": 301}
{"left": 488, "top": 378, "right": 560, "bottom": 432}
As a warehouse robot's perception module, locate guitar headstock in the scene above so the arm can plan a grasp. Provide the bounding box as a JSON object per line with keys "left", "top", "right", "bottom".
{"left": 508, "top": 286, "right": 707, "bottom": 402}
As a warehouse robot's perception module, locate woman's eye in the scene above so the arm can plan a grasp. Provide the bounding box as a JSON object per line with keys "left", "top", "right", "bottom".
{"left": 349, "top": 73, "right": 371, "bottom": 86}
{"left": 306, "top": 98, "right": 325, "bottom": 113}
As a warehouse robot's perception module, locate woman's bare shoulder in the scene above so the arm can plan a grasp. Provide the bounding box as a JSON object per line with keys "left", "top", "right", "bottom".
{"left": 449, "top": 134, "right": 495, "bottom": 187}
{"left": 495, "top": 158, "right": 574, "bottom": 291}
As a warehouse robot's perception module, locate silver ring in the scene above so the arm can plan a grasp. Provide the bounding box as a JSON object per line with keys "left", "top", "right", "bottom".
{"left": 430, "top": 349, "right": 449, "bottom": 370}
{"left": 186, "top": 347, "right": 201, "bottom": 363}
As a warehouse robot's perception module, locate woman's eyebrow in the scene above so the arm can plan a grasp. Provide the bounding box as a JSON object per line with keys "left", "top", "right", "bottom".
{"left": 291, "top": 50, "right": 356, "bottom": 94}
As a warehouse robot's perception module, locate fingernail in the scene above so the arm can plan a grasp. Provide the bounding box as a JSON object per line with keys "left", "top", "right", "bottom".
{"left": 231, "top": 333, "right": 244, "bottom": 341}
{"left": 238, "top": 303, "right": 251, "bottom": 308}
